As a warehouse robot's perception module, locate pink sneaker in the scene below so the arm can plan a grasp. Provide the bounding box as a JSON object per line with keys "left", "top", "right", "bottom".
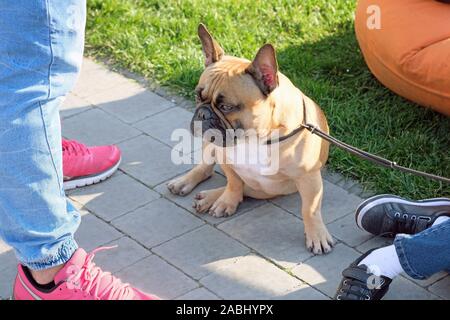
{"left": 13, "top": 247, "right": 159, "bottom": 300}
{"left": 62, "top": 139, "right": 121, "bottom": 190}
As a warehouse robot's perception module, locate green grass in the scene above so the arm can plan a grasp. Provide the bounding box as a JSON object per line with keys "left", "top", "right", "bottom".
{"left": 85, "top": 0, "right": 450, "bottom": 198}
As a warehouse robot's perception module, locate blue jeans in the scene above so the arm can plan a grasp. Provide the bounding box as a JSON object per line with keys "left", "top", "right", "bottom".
{"left": 0, "top": 0, "right": 85, "bottom": 270}
{"left": 394, "top": 219, "right": 450, "bottom": 280}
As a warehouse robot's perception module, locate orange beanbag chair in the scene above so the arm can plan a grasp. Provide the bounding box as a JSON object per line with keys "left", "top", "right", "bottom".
{"left": 355, "top": 0, "right": 450, "bottom": 116}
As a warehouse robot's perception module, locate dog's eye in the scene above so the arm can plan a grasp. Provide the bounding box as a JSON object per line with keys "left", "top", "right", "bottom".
{"left": 220, "top": 104, "right": 234, "bottom": 113}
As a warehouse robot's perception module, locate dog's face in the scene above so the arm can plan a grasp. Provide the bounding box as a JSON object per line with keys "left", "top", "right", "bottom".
{"left": 191, "top": 24, "right": 280, "bottom": 146}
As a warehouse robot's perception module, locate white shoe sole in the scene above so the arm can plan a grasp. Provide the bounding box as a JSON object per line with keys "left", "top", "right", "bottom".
{"left": 63, "top": 158, "right": 121, "bottom": 191}
{"left": 355, "top": 194, "right": 450, "bottom": 231}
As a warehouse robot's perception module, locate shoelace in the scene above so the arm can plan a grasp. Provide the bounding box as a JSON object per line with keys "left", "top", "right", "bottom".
{"left": 62, "top": 140, "right": 91, "bottom": 157}
{"left": 67, "top": 246, "right": 134, "bottom": 300}
{"left": 392, "top": 211, "right": 431, "bottom": 234}
{"left": 337, "top": 279, "right": 373, "bottom": 300}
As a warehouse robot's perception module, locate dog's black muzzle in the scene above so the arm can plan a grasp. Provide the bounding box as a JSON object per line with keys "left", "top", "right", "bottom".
{"left": 191, "top": 105, "right": 233, "bottom": 147}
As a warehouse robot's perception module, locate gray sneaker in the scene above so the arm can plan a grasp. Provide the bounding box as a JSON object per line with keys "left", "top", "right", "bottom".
{"left": 355, "top": 194, "right": 450, "bottom": 236}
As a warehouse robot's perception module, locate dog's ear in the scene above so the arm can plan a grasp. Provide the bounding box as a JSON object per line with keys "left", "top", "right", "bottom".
{"left": 198, "top": 23, "right": 224, "bottom": 67}
{"left": 246, "top": 44, "right": 279, "bottom": 95}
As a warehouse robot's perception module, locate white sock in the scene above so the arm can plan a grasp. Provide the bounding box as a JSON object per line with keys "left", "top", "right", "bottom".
{"left": 358, "top": 245, "right": 404, "bottom": 279}
{"left": 357, "top": 216, "right": 449, "bottom": 279}
{"left": 432, "top": 216, "right": 449, "bottom": 226}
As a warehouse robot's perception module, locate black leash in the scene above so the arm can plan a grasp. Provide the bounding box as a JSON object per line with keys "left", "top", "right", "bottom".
{"left": 264, "top": 99, "right": 450, "bottom": 184}
{"left": 264, "top": 98, "right": 310, "bottom": 145}
{"left": 301, "top": 123, "right": 450, "bottom": 184}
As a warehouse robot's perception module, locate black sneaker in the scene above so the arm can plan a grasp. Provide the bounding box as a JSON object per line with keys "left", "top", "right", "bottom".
{"left": 355, "top": 194, "right": 450, "bottom": 237}
{"left": 335, "top": 249, "right": 392, "bottom": 301}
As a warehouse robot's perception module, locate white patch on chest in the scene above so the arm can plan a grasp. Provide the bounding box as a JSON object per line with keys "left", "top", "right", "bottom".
{"left": 218, "top": 139, "right": 284, "bottom": 192}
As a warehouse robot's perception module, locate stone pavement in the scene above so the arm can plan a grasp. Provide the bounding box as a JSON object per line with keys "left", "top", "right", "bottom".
{"left": 0, "top": 58, "right": 448, "bottom": 300}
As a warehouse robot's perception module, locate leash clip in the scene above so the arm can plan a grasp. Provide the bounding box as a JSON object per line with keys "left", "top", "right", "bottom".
{"left": 306, "top": 124, "right": 317, "bottom": 134}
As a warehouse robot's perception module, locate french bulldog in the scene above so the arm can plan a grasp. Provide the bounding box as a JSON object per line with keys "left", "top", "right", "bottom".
{"left": 167, "top": 24, "right": 334, "bottom": 254}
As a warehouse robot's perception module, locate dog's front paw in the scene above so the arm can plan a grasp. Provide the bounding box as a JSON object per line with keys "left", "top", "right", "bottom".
{"left": 208, "top": 193, "right": 241, "bottom": 218}
{"left": 167, "top": 174, "right": 196, "bottom": 196}
{"left": 192, "top": 188, "right": 223, "bottom": 213}
{"left": 304, "top": 224, "right": 335, "bottom": 255}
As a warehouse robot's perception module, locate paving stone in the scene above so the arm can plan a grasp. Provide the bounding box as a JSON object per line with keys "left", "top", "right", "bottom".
{"left": 173, "top": 135, "right": 203, "bottom": 155}
{"left": 86, "top": 81, "right": 174, "bottom": 124}
{"left": 275, "top": 284, "right": 329, "bottom": 300}
{"left": 183, "top": 150, "right": 221, "bottom": 178}
{"left": 0, "top": 239, "right": 16, "bottom": 299}
{"left": 154, "top": 173, "right": 266, "bottom": 225}
{"left": 190, "top": 150, "right": 224, "bottom": 173}
{"left": 92, "top": 237, "right": 151, "bottom": 273}
{"left": 153, "top": 225, "right": 250, "bottom": 280}
{"left": 134, "top": 107, "right": 194, "bottom": 147}
{"left": 335, "top": 177, "right": 358, "bottom": 191}
{"left": 321, "top": 168, "right": 346, "bottom": 184}
{"left": 117, "top": 255, "right": 198, "bottom": 299}
{"left": 118, "top": 135, "right": 191, "bottom": 187}
{"left": 75, "top": 213, "right": 122, "bottom": 252}
{"left": 0, "top": 238, "right": 15, "bottom": 262}
{"left": 73, "top": 61, "right": 131, "bottom": 98}
{"left": 60, "top": 93, "right": 92, "bottom": 119}
{"left": 359, "top": 189, "right": 378, "bottom": 199}
{"left": 80, "top": 58, "right": 105, "bottom": 74}
{"left": 0, "top": 263, "right": 16, "bottom": 299}
{"left": 271, "top": 180, "right": 362, "bottom": 223}
{"left": 385, "top": 276, "right": 440, "bottom": 300}
{"left": 428, "top": 276, "right": 450, "bottom": 299}
{"left": 291, "top": 243, "right": 360, "bottom": 297}
{"left": 112, "top": 198, "right": 204, "bottom": 248}
{"left": 200, "top": 254, "right": 302, "bottom": 300}
{"left": 327, "top": 213, "right": 373, "bottom": 247}
{"left": 67, "top": 198, "right": 91, "bottom": 216}
{"left": 166, "top": 138, "right": 202, "bottom": 166}
{"left": 176, "top": 288, "right": 221, "bottom": 300}
{"left": 219, "top": 203, "right": 313, "bottom": 269}
{"left": 356, "top": 236, "right": 393, "bottom": 253}
{"left": 69, "top": 173, "right": 160, "bottom": 221}
{"left": 404, "top": 271, "right": 448, "bottom": 288}
{"left": 0, "top": 240, "right": 15, "bottom": 270}
{"left": 62, "top": 108, "right": 141, "bottom": 146}
{"left": 0, "top": 238, "right": 11, "bottom": 254}
{"left": 190, "top": 147, "right": 203, "bottom": 164}
{"left": 347, "top": 184, "right": 365, "bottom": 197}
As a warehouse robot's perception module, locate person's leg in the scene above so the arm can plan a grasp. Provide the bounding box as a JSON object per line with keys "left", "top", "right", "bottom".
{"left": 1, "top": 1, "right": 159, "bottom": 300}
{"left": 335, "top": 194, "right": 450, "bottom": 300}
{"left": 0, "top": 0, "right": 85, "bottom": 276}
{"left": 394, "top": 217, "right": 450, "bottom": 280}
{"left": 335, "top": 217, "right": 450, "bottom": 300}
{"left": 353, "top": 194, "right": 450, "bottom": 279}
{"left": 359, "top": 216, "right": 450, "bottom": 277}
